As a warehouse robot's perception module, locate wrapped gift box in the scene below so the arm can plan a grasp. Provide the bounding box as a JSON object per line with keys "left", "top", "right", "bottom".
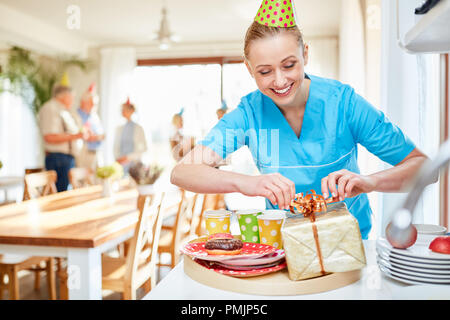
{"left": 281, "top": 202, "right": 366, "bottom": 281}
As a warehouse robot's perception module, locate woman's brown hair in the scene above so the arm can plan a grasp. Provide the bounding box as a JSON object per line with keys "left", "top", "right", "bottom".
{"left": 243, "top": 21, "right": 304, "bottom": 60}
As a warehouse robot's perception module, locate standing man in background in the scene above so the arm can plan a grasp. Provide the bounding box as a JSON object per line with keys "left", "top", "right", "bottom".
{"left": 76, "top": 83, "right": 105, "bottom": 173}
{"left": 38, "top": 85, "right": 88, "bottom": 191}
{"left": 114, "top": 99, "right": 147, "bottom": 173}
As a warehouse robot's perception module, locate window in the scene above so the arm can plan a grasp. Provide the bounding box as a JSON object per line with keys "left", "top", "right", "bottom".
{"left": 130, "top": 61, "right": 257, "bottom": 166}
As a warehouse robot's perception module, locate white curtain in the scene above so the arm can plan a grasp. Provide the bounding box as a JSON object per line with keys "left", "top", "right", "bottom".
{"left": 339, "top": 0, "right": 366, "bottom": 96}
{"left": 99, "top": 47, "right": 137, "bottom": 165}
{"left": 0, "top": 83, "right": 42, "bottom": 201}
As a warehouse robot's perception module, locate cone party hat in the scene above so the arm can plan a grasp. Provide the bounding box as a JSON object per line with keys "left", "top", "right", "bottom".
{"left": 255, "top": 0, "right": 297, "bottom": 28}
{"left": 60, "top": 72, "right": 71, "bottom": 86}
{"left": 88, "top": 82, "right": 96, "bottom": 93}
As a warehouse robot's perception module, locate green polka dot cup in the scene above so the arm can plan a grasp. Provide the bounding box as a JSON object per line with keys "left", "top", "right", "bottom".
{"left": 257, "top": 210, "right": 286, "bottom": 249}
{"left": 204, "top": 210, "right": 232, "bottom": 235}
{"left": 236, "top": 210, "right": 263, "bottom": 243}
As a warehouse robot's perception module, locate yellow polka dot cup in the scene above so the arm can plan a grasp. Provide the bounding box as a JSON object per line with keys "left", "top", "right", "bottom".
{"left": 257, "top": 210, "right": 286, "bottom": 249}
{"left": 204, "top": 210, "right": 232, "bottom": 235}
{"left": 236, "top": 210, "right": 263, "bottom": 243}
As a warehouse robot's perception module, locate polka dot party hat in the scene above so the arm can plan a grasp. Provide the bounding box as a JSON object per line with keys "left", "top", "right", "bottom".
{"left": 255, "top": 0, "right": 297, "bottom": 28}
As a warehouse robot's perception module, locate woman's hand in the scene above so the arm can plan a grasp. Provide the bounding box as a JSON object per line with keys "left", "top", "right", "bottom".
{"left": 236, "top": 173, "right": 296, "bottom": 210}
{"left": 321, "top": 169, "right": 377, "bottom": 201}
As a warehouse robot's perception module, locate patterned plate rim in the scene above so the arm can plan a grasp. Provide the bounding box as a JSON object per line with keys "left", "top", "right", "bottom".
{"left": 180, "top": 241, "right": 277, "bottom": 262}
{"left": 195, "top": 259, "right": 287, "bottom": 278}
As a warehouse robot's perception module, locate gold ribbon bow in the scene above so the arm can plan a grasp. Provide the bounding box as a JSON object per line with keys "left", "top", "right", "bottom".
{"left": 289, "top": 190, "right": 328, "bottom": 221}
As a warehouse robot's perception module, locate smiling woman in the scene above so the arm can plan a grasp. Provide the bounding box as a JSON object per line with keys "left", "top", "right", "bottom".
{"left": 170, "top": 0, "right": 428, "bottom": 240}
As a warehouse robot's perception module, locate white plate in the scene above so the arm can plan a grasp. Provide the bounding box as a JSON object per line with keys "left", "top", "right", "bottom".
{"left": 214, "top": 260, "right": 282, "bottom": 270}
{"left": 377, "top": 257, "right": 450, "bottom": 279}
{"left": 217, "top": 249, "right": 285, "bottom": 266}
{"left": 413, "top": 224, "right": 447, "bottom": 235}
{"left": 377, "top": 238, "right": 450, "bottom": 261}
{"left": 376, "top": 246, "right": 450, "bottom": 265}
{"left": 391, "top": 285, "right": 450, "bottom": 300}
{"left": 377, "top": 253, "right": 450, "bottom": 274}
{"left": 377, "top": 263, "right": 450, "bottom": 285}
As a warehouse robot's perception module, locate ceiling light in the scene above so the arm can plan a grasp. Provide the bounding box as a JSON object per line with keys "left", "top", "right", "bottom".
{"left": 155, "top": 6, "right": 179, "bottom": 50}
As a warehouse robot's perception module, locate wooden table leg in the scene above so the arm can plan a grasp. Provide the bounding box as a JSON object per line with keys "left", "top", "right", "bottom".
{"left": 46, "top": 258, "right": 56, "bottom": 300}
{"left": 0, "top": 272, "right": 4, "bottom": 299}
{"left": 8, "top": 266, "right": 19, "bottom": 300}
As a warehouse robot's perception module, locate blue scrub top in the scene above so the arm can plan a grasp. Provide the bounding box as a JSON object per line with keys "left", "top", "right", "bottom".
{"left": 199, "top": 74, "right": 416, "bottom": 239}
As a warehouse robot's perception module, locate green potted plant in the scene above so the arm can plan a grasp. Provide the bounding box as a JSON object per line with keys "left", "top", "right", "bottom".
{"left": 96, "top": 162, "right": 124, "bottom": 197}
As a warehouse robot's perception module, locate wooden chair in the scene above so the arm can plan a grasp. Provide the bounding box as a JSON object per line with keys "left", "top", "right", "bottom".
{"left": 22, "top": 170, "right": 61, "bottom": 298}
{"left": 0, "top": 255, "right": 56, "bottom": 300}
{"left": 158, "top": 190, "right": 197, "bottom": 269}
{"left": 101, "top": 192, "right": 165, "bottom": 300}
{"left": 185, "top": 193, "right": 206, "bottom": 239}
{"left": 23, "top": 170, "right": 57, "bottom": 201}
{"left": 68, "top": 167, "right": 94, "bottom": 189}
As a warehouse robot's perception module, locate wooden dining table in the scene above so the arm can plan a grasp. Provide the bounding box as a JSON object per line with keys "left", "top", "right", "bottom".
{"left": 0, "top": 183, "right": 140, "bottom": 300}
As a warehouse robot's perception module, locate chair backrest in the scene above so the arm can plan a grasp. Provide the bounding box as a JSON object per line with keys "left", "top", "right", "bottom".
{"left": 180, "top": 192, "right": 199, "bottom": 239}
{"left": 69, "top": 167, "right": 94, "bottom": 189}
{"left": 23, "top": 170, "right": 58, "bottom": 200}
{"left": 125, "top": 192, "right": 165, "bottom": 283}
{"left": 24, "top": 168, "right": 44, "bottom": 175}
{"left": 173, "top": 191, "right": 199, "bottom": 242}
{"left": 189, "top": 193, "right": 205, "bottom": 237}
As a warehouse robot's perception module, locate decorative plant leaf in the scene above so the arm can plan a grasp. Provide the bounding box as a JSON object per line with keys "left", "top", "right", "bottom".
{"left": 0, "top": 46, "right": 92, "bottom": 116}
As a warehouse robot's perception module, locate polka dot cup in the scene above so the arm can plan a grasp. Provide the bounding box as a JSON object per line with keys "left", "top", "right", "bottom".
{"left": 257, "top": 210, "right": 286, "bottom": 249}
{"left": 204, "top": 210, "right": 232, "bottom": 235}
{"left": 236, "top": 210, "right": 263, "bottom": 243}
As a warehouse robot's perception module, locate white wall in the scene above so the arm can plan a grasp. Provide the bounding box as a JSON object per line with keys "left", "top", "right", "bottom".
{"left": 380, "top": 0, "right": 441, "bottom": 235}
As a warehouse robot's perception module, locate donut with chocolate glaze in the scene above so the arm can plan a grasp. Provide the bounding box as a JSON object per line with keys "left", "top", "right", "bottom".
{"left": 205, "top": 234, "right": 243, "bottom": 255}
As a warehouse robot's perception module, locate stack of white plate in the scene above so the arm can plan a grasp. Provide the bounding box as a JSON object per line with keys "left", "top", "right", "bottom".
{"left": 376, "top": 238, "right": 450, "bottom": 285}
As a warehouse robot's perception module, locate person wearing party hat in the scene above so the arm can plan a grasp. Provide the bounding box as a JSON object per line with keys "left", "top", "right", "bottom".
{"left": 170, "top": 107, "right": 195, "bottom": 161}
{"left": 170, "top": 0, "right": 427, "bottom": 239}
{"left": 38, "top": 72, "right": 87, "bottom": 191}
{"left": 113, "top": 97, "right": 147, "bottom": 173}
{"left": 76, "top": 82, "right": 105, "bottom": 173}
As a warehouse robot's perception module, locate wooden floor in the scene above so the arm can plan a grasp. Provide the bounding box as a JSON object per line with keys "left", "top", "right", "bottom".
{"left": 0, "top": 254, "right": 173, "bottom": 300}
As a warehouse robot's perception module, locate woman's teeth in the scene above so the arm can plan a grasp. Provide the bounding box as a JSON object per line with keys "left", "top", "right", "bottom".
{"left": 273, "top": 84, "right": 291, "bottom": 94}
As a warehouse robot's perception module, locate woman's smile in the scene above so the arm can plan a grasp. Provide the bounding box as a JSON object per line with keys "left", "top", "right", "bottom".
{"left": 271, "top": 83, "right": 293, "bottom": 96}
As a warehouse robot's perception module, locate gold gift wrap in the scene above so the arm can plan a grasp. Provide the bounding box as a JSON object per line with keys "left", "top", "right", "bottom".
{"left": 281, "top": 202, "right": 366, "bottom": 281}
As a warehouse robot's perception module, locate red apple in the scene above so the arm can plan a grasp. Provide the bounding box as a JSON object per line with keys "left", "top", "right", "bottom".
{"left": 429, "top": 236, "right": 450, "bottom": 254}
{"left": 385, "top": 223, "right": 418, "bottom": 249}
